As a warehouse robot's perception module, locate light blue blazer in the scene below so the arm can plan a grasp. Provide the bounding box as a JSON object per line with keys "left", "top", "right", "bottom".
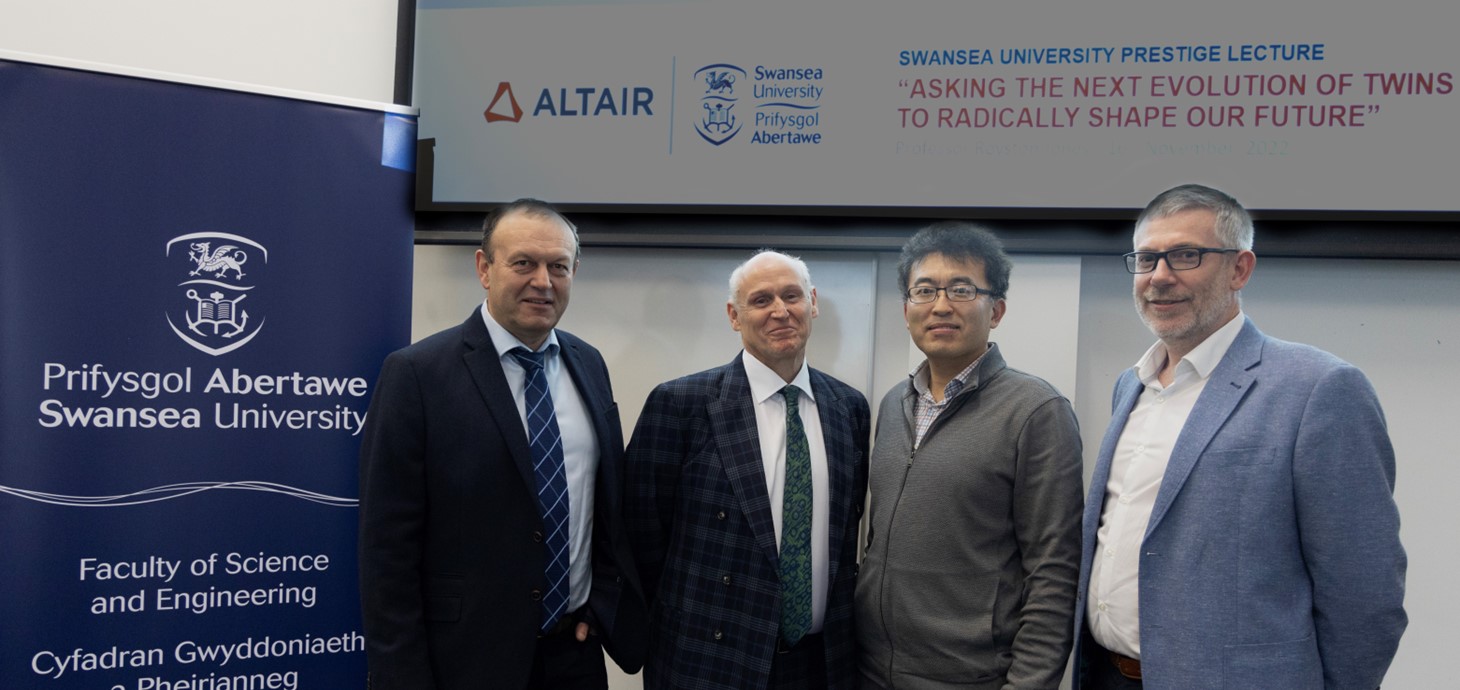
{"left": 1075, "top": 319, "right": 1406, "bottom": 689}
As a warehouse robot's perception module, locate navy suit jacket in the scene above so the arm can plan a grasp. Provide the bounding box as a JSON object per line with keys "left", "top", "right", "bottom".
{"left": 1075, "top": 319, "right": 1406, "bottom": 689}
{"left": 626, "top": 354, "right": 870, "bottom": 690}
{"left": 358, "top": 312, "right": 647, "bottom": 690}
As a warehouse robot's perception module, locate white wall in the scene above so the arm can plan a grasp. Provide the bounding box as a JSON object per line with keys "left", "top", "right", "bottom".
{"left": 0, "top": 0, "right": 399, "bottom": 102}
{"left": 413, "top": 246, "right": 1082, "bottom": 434}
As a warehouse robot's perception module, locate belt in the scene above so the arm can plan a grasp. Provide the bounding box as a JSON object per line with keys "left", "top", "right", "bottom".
{"left": 775, "top": 632, "right": 822, "bottom": 655}
{"left": 538, "top": 608, "right": 579, "bottom": 638}
{"left": 1109, "top": 650, "right": 1142, "bottom": 681}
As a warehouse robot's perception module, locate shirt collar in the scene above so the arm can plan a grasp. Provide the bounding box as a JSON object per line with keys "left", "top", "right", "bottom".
{"left": 742, "top": 350, "right": 814, "bottom": 405}
{"left": 1134, "top": 311, "right": 1245, "bottom": 385}
{"left": 480, "top": 300, "right": 560, "bottom": 358}
{"left": 910, "top": 344, "right": 991, "bottom": 401}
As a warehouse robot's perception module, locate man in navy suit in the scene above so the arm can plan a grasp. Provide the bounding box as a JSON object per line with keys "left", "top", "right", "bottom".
{"left": 358, "top": 199, "right": 645, "bottom": 689}
{"left": 1076, "top": 184, "right": 1407, "bottom": 689}
{"left": 626, "top": 250, "right": 870, "bottom": 690}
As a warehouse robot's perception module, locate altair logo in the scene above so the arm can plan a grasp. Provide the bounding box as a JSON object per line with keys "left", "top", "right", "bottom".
{"left": 484, "top": 82, "right": 524, "bottom": 123}
{"left": 484, "top": 81, "right": 654, "bottom": 122}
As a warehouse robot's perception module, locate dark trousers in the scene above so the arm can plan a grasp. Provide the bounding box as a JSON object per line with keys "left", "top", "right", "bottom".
{"left": 526, "top": 622, "right": 607, "bottom": 690}
{"left": 769, "top": 633, "right": 827, "bottom": 690}
{"left": 1080, "top": 628, "right": 1143, "bottom": 690}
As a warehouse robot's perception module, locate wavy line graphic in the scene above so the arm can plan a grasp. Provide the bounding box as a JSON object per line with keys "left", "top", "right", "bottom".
{"left": 178, "top": 279, "right": 255, "bottom": 291}
{"left": 0, "top": 481, "right": 357, "bottom": 508}
{"left": 757, "top": 102, "right": 820, "bottom": 110}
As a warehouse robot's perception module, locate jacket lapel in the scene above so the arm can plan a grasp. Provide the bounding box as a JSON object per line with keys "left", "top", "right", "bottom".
{"left": 559, "top": 336, "right": 608, "bottom": 446}
{"left": 708, "top": 355, "right": 782, "bottom": 567}
{"left": 1144, "top": 319, "right": 1262, "bottom": 537}
{"left": 460, "top": 312, "right": 537, "bottom": 495}
{"left": 559, "top": 337, "right": 620, "bottom": 516}
{"left": 812, "top": 370, "right": 854, "bottom": 585}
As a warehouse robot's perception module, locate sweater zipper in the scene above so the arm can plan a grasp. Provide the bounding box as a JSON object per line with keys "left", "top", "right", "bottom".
{"left": 878, "top": 446, "right": 917, "bottom": 688}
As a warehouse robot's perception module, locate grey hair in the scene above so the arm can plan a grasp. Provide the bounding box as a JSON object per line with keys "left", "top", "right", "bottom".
{"left": 727, "top": 249, "right": 813, "bottom": 305}
{"left": 1135, "top": 184, "right": 1253, "bottom": 250}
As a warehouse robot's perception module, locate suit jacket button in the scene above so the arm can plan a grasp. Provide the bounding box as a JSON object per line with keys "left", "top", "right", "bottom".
{"left": 722, "top": 575, "right": 732, "bottom": 585}
{"left": 530, "top": 589, "right": 542, "bottom": 601}
{"left": 716, "top": 511, "right": 727, "bottom": 520}
{"left": 713, "top": 630, "right": 723, "bottom": 641}
{"left": 532, "top": 531, "right": 543, "bottom": 543}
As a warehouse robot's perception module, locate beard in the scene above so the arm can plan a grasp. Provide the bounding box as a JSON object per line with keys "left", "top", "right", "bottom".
{"left": 1135, "top": 280, "right": 1237, "bottom": 346}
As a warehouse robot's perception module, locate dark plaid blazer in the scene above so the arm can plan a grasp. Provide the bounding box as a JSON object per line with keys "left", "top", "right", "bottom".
{"left": 626, "top": 353, "right": 870, "bottom": 690}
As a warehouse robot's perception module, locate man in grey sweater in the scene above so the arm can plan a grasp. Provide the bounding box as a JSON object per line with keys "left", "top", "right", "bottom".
{"left": 855, "top": 222, "right": 1084, "bottom": 689}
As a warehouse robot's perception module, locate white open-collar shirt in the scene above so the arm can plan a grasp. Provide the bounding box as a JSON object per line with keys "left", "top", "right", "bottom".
{"left": 1088, "top": 312, "right": 1245, "bottom": 658}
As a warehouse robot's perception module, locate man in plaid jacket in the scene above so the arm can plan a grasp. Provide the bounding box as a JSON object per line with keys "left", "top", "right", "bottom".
{"left": 626, "top": 250, "right": 870, "bottom": 690}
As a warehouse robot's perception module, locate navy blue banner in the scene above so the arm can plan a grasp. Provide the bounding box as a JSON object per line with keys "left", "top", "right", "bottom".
{"left": 0, "top": 58, "right": 414, "bottom": 688}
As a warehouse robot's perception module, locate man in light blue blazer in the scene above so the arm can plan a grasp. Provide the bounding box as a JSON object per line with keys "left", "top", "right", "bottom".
{"left": 1075, "top": 184, "right": 1406, "bottom": 690}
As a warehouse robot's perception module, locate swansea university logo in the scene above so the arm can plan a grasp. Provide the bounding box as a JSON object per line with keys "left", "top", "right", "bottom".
{"left": 694, "top": 64, "right": 746, "bottom": 145}
{"left": 165, "top": 232, "right": 267, "bottom": 356}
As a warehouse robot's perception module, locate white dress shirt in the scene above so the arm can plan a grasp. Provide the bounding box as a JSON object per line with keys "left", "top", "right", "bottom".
{"left": 1088, "top": 313, "right": 1245, "bottom": 658}
{"left": 481, "top": 302, "right": 597, "bottom": 613}
{"left": 742, "top": 352, "right": 831, "bottom": 634}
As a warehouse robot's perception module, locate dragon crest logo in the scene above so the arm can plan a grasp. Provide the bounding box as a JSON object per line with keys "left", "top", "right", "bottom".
{"left": 165, "top": 232, "right": 267, "bottom": 356}
{"left": 693, "top": 64, "right": 746, "bottom": 146}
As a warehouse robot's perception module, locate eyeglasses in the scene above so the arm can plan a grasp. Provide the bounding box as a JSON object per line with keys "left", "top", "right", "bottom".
{"left": 905, "top": 284, "right": 997, "bottom": 304}
{"left": 1124, "top": 248, "right": 1238, "bottom": 274}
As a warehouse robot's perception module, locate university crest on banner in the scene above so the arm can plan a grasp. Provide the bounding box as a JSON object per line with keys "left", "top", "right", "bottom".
{"left": 165, "top": 232, "right": 268, "bottom": 356}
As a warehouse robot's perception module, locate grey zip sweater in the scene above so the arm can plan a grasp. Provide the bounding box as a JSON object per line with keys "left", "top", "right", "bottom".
{"left": 855, "top": 343, "right": 1084, "bottom": 690}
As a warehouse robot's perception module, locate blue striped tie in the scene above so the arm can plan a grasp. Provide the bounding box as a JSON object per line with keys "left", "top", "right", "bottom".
{"left": 511, "top": 347, "right": 570, "bottom": 633}
{"left": 779, "top": 385, "right": 813, "bottom": 645}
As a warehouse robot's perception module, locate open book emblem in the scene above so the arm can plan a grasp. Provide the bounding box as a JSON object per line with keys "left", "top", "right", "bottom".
{"left": 185, "top": 290, "right": 249, "bottom": 338}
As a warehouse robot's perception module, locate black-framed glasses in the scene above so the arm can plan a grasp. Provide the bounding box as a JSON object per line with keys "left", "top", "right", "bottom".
{"left": 1124, "top": 248, "right": 1238, "bottom": 274}
{"left": 905, "top": 284, "right": 998, "bottom": 304}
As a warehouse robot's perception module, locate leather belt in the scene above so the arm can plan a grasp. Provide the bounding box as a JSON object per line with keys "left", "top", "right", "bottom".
{"left": 776, "top": 632, "right": 821, "bottom": 655}
{"left": 1109, "top": 650, "right": 1142, "bottom": 680}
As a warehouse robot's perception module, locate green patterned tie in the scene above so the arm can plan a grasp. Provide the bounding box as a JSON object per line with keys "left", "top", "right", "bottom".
{"left": 778, "top": 385, "right": 813, "bottom": 645}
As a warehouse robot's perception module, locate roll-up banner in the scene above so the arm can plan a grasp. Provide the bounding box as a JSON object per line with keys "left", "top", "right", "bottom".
{"left": 0, "top": 53, "right": 416, "bottom": 689}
